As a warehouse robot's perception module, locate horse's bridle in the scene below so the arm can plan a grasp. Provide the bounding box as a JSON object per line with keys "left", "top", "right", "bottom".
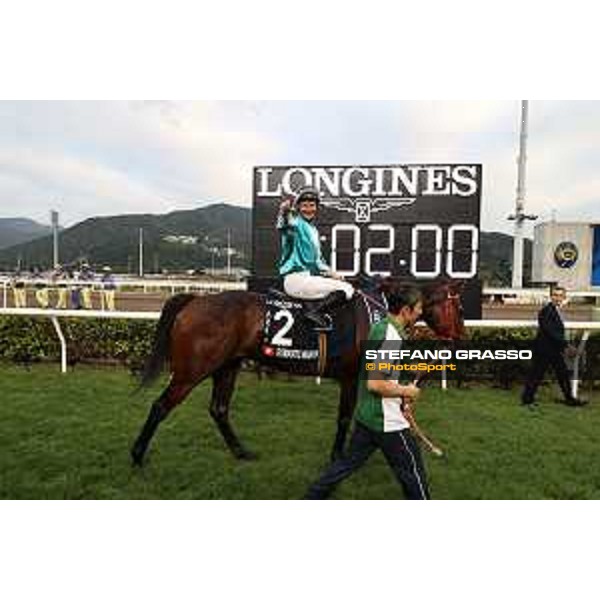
{"left": 423, "top": 290, "right": 464, "bottom": 341}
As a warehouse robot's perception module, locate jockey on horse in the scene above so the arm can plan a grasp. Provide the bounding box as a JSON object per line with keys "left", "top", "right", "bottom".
{"left": 277, "top": 187, "right": 354, "bottom": 328}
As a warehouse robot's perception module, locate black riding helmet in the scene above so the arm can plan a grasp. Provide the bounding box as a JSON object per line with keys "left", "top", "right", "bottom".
{"left": 294, "top": 186, "right": 321, "bottom": 208}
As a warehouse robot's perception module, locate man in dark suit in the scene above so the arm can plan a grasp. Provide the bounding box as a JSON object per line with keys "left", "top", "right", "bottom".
{"left": 522, "top": 286, "right": 586, "bottom": 407}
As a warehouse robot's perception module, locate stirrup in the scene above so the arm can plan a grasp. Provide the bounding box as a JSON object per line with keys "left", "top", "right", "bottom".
{"left": 305, "top": 312, "right": 333, "bottom": 332}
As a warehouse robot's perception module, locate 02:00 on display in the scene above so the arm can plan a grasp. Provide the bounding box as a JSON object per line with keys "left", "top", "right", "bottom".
{"left": 327, "top": 223, "right": 479, "bottom": 279}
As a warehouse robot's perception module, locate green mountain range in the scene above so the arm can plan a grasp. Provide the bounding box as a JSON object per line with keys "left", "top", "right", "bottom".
{"left": 0, "top": 203, "right": 251, "bottom": 273}
{"left": 0, "top": 218, "right": 52, "bottom": 250}
{"left": 0, "top": 203, "right": 531, "bottom": 285}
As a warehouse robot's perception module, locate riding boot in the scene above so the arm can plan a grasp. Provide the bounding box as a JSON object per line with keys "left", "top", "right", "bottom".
{"left": 305, "top": 291, "right": 348, "bottom": 330}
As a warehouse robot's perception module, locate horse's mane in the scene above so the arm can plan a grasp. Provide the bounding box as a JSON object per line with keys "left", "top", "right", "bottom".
{"left": 358, "top": 275, "right": 465, "bottom": 339}
{"left": 354, "top": 273, "right": 463, "bottom": 306}
{"left": 372, "top": 275, "right": 463, "bottom": 299}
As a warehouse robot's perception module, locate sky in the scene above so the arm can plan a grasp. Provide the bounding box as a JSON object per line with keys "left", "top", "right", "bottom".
{"left": 0, "top": 100, "right": 599, "bottom": 235}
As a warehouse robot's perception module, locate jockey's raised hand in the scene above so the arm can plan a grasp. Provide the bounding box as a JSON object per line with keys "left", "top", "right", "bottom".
{"left": 279, "top": 196, "right": 293, "bottom": 214}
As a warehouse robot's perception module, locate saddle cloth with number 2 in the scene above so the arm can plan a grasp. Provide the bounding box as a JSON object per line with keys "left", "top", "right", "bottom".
{"left": 260, "top": 291, "right": 385, "bottom": 366}
{"left": 261, "top": 296, "right": 319, "bottom": 361}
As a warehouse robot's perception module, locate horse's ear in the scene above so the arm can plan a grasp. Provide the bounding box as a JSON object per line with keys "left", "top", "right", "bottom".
{"left": 449, "top": 279, "right": 465, "bottom": 294}
{"left": 377, "top": 276, "right": 393, "bottom": 294}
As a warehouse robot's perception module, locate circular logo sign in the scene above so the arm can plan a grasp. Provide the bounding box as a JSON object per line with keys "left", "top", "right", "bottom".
{"left": 554, "top": 241, "right": 578, "bottom": 269}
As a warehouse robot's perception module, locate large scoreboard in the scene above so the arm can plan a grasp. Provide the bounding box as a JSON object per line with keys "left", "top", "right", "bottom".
{"left": 250, "top": 164, "right": 482, "bottom": 318}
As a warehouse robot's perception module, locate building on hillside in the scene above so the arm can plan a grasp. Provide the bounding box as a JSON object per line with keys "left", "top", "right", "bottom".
{"left": 162, "top": 235, "right": 199, "bottom": 245}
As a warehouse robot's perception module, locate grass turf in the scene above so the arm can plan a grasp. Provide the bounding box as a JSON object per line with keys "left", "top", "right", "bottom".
{"left": 0, "top": 363, "right": 598, "bottom": 499}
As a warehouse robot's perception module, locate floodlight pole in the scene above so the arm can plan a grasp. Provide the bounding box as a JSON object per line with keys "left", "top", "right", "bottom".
{"left": 51, "top": 210, "right": 59, "bottom": 268}
{"left": 508, "top": 100, "right": 537, "bottom": 288}
{"left": 139, "top": 228, "right": 144, "bottom": 278}
{"left": 227, "top": 228, "right": 231, "bottom": 276}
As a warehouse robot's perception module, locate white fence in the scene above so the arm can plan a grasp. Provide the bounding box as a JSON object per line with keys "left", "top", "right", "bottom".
{"left": 0, "top": 277, "right": 246, "bottom": 308}
{"left": 5, "top": 277, "right": 600, "bottom": 310}
{"left": 483, "top": 287, "right": 600, "bottom": 305}
{"left": 0, "top": 308, "right": 159, "bottom": 373}
{"left": 1, "top": 308, "right": 600, "bottom": 399}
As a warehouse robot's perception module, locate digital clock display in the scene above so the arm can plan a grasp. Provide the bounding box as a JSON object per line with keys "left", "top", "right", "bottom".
{"left": 250, "top": 164, "right": 482, "bottom": 318}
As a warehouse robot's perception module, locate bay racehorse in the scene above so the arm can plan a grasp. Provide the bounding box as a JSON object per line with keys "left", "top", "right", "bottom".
{"left": 131, "top": 277, "right": 465, "bottom": 466}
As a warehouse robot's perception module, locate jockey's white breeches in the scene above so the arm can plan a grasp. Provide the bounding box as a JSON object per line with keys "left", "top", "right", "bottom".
{"left": 283, "top": 272, "right": 354, "bottom": 301}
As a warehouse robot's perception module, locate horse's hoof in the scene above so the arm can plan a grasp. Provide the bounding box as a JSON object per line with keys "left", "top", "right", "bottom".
{"left": 130, "top": 446, "right": 145, "bottom": 467}
{"left": 330, "top": 451, "right": 345, "bottom": 463}
{"left": 234, "top": 448, "right": 258, "bottom": 461}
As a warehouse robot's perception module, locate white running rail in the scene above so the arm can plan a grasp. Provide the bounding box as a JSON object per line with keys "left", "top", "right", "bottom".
{"left": 1, "top": 308, "right": 599, "bottom": 398}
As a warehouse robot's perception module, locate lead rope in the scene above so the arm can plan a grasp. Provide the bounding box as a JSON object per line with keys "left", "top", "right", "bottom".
{"left": 403, "top": 399, "right": 444, "bottom": 457}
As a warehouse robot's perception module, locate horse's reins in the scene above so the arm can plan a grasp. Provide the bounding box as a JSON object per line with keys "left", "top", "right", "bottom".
{"left": 356, "top": 288, "right": 387, "bottom": 313}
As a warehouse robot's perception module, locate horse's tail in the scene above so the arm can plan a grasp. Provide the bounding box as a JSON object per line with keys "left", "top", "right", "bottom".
{"left": 139, "top": 293, "right": 196, "bottom": 389}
